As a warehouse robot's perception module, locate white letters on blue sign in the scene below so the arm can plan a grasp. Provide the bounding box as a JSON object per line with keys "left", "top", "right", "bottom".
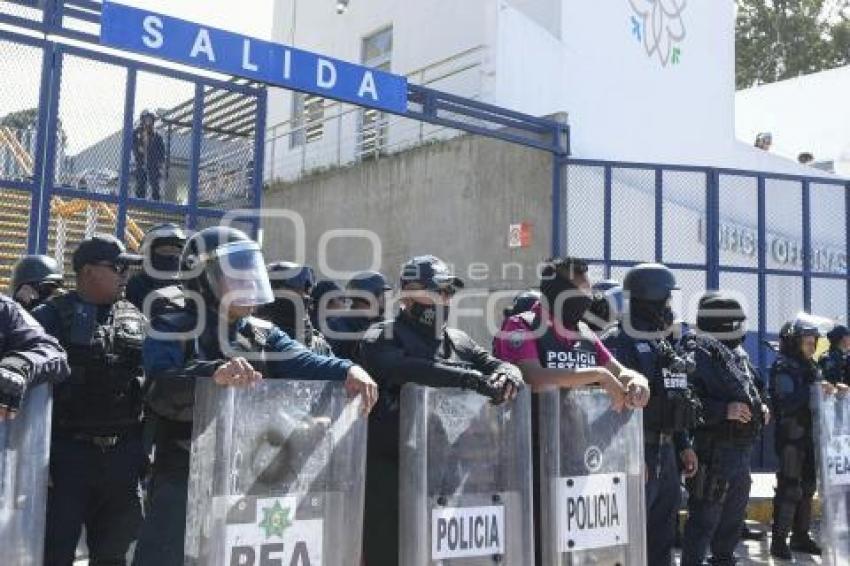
{"left": 242, "top": 39, "right": 258, "bottom": 72}
{"left": 142, "top": 15, "right": 163, "bottom": 49}
{"left": 100, "top": 1, "right": 408, "bottom": 113}
{"left": 317, "top": 59, "right": 337, "bottom": 89}
{"left": 190, "top": 28, "right": 216, "bottom": 62}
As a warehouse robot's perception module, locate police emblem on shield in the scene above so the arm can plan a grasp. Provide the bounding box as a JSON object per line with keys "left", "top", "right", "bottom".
{"left": 584, "top": 445, "right": 602, "bottom": 473}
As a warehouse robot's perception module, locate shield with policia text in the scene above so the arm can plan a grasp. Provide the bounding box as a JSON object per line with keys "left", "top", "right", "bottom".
{"left": 0, "top": 383, "right": 52, "bottom": 566}
{"left": 813, "top": 385, "right": 850, "bottom": 566}
{"left": 538, "top": 388, "right": 646, "bottom": 565}
{"left": 184, "top": 379, "right": 367, "bottom": 566}
{"left": 399, "top": 384, "right": 534, "bottom": 565}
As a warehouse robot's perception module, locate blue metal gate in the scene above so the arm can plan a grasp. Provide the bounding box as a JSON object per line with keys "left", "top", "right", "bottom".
{"left": 0, "top": 0, "right": 265, "bottom": 287}
{"left": 557, "top": 158, "right": 850, "bottom": 469}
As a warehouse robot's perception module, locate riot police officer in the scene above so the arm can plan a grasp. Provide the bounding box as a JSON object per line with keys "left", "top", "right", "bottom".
{"left": 134, "top": 226, "right": 377, "bottom": 566}
{"left": 769, "top": 314, "right": 829, "bottom": 559}
{"left": 819, "top": 324, "right": 850, "bottom": 387}
{"left": 10, "top": 254, "right": 64, "bottom": 311}
{"left": 360, "top": 255, "right": 524, "bottom": 565}
{"left": 255, "top": 261, "right": 332, "bottom": 355}
{"left": 602, "top": 263, "right": 701, "bottom": 566}
{"left": 125, "top": 223, "right": 187, "bottom": 315}
{"left": 681, "top": 292, "right": 770, "bottom": 566}
{"left": 325, "top": 270, "right": 392, "bottom": 362}
{"left": 32, "top": 234, "right": 147, "bottom": 565}
{"left": 493, "top": 259, "right": 647, "bottom": 564}
{"left": 0, "top": 294, "right": 69, "bottom": 421}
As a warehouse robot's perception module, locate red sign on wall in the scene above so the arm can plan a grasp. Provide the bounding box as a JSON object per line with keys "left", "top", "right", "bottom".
{"left": 508, "top": 223, "right": 532, "bottom": 248}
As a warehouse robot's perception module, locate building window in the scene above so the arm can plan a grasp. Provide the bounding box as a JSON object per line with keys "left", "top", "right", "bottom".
{"left": 358, "top": 27, "right": 392, "bottom": 158}
{"left": 290, "top": 93, "right": 325, "bottom": 149}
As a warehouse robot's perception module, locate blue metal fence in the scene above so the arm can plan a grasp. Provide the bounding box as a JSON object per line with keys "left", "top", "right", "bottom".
{"left": 558, "top": 157, "right": 850, "bottom": 469}
{"left": 0, "top": 0, "right": 266, "bottom": 286}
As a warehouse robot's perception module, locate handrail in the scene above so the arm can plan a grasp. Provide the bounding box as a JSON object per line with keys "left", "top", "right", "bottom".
{"left": 0, "top": 127, "right": 34, "bottom": 176}
{"left": 50, "top": 197, "right": 144, "bottom": 250}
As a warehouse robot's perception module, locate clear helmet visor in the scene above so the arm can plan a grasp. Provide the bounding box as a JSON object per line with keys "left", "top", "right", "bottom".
{"left": 793, "top": 311, "right": 835, "bottom": 337}
{"left": 206, "top": 242, "right": 274, "bottom": 307}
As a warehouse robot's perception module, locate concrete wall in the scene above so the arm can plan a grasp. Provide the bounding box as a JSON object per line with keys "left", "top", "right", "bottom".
{"left": 262, "top": 133, "right": 554, "bottom": 346}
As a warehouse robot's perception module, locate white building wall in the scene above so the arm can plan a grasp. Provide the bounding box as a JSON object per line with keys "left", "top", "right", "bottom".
{"left": 736, "top": 64, "right": 850, "bottom": 176}
{"left": 266, "top": 0, "right": 834, "bottom": 180}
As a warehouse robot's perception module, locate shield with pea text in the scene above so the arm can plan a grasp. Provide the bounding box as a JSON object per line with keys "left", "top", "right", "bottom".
{"left": 813, "top": 386, "right": 850, "bottom": 566}
{"left": 184, "top": 379, "right": 367, "bottom": 566}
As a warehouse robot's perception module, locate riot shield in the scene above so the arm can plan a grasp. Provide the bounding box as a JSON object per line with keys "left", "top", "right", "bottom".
{"left": 399, "top": 385, "right": 533, "bottom": 565}
{"left": 538, "top": 388, "right": 646, "bottom": 565}
{"left": 0, "top": 383, "right": 52, "bottom": 566}
{"left": 184, "top": 380, "right": 367, "bottom": 566}
{"left": 813, "top": 386, "right": 850, "bottom": 566}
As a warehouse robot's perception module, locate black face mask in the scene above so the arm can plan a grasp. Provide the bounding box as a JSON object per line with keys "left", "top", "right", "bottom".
{"left": 151, "top": 253, "right": 180, "bottom": 277}
{"left": 630, "top": 299, "right": 675, "bottom": 331}
{"left": 261, "top": 296, "right": 310, "bottom": 331}
{"left": 406, "top": 302, "right": 450, "bottom": 336}
{"left": 541, "top": 276, "right": 593, "bottom": 328}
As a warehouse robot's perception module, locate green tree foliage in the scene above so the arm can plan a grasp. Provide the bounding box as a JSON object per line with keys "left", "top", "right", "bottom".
{"left": 736, "top": 0, "right": 850, "bottom": 89}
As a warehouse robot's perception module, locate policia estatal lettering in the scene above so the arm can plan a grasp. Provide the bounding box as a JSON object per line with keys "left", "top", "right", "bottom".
{"left": 33, "top": 235, "right": 147, "bottom": 565}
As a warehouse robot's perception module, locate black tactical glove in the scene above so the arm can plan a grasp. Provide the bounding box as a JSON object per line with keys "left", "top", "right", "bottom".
{"left": 0, "top": 366, "right": 26, "bottom": 413}
{"left": 489, "top": 365, "right": 525, "bottom": 404}
{"left": 461, "top": 369, "right": 503, "bottom": 403}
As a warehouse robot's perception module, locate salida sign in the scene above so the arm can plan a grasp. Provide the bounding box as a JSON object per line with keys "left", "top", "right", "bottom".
{"left": 431, "top": 505, "right": 505, "bottom": 560}
{"left": 99, "top": 2, "right": 408, "bottom": 113}
{"left": 556, "top": 473, "right": 628, "bottom": 552}
{"left": 221, "top": 496, "right": 322, "bottom": 566}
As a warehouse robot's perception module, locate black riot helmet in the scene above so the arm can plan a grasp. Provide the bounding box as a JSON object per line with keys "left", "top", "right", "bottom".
{"left": 267, "top": 262, "right": 316, "bottom": 295}
{"left": 623, "top": 263, "right": 678, "bottom": 302}
{"left": 827, "top": 324, "right": 850, "bottom": 347}
{"left": 141, "top": 223, "right": 187, "bottom": 257}
{"left": 10, "top": 254, "right": 64, "bottom": 295}
{"left": 180, "top": 226, "right": 274, "bottom": 309}
{"left": 584, "top": 280, "right": 623, "bottom": 331}
{"left": 504, "top": 290, "right": 542, "bottom": 319}
{"left": 347, "top": 271, "right": 392, "bottom": 298}
{"left": 779, "top": 313, "right": 824, "bottom": 359}
{"left": 696, "top": 291, "right": 747, "bottom": 345}
{"left": 623, "top": 263, "right": 678, "bottom": 331}
{"left": 141, "top": 223, "right": 187, "bottom": 280}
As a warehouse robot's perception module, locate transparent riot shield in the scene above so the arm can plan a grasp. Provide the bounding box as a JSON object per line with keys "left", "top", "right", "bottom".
{"left": 0, "top": 383, "right": 52, "bottom": 566}
{"left": 185, "top": 380, "right": 367, "bottom": 566}
{"left": 399, "top": 385, "right": 533, "bottom": 565}
{"left": 813, "top": 386, "right": 850, "bottom": 566}
{"left": 538, "top": 388, "right": 646, "bottom": 565}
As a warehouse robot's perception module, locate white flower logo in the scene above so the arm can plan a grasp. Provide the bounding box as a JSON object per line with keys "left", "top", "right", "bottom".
{"left": 629, "top": 0, "right": 687, "bottom": 67}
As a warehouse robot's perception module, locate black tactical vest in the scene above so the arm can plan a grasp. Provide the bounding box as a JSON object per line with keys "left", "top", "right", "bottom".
{"left": 50, "top": 293, "right": 146, "bottom": 432}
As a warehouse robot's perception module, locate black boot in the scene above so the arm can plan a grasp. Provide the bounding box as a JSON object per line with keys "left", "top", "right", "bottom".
{"left": 770, "top": 533, "right": 792, "bottom": 560}
{"left": 741, "top": 523, "right": 766, "bottom": 541}
{"left": 789, "top": 533, "right": 822, "bottom": 555}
